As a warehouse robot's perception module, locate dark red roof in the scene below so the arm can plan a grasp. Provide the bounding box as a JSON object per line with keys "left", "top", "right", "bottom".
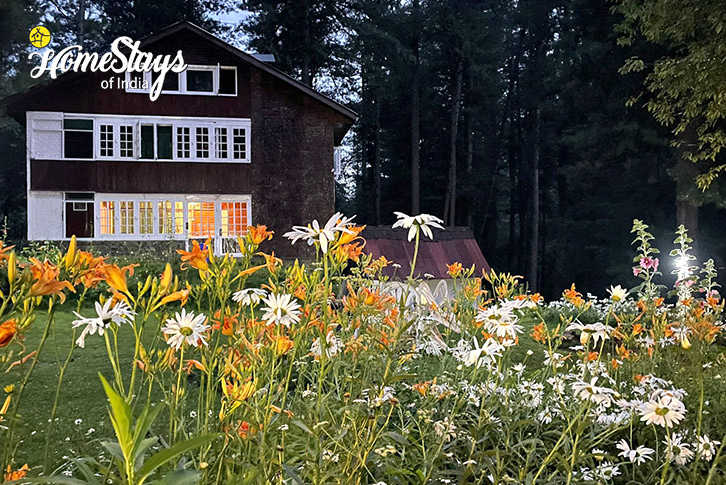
{"left": 362, "top": 226, "right": 490, "bottom": 279}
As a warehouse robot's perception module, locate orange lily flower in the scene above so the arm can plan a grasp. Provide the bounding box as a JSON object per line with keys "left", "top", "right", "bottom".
{"left": 447, "top": 262, "right": 463, "bottom": 278}
{"left": 531, "top": 322, "right": 546, "bottom": 344}
{"left": 104, "top": 263, "right": 137, "bottom": 296}
{"left": 563, "top": 284, "right": 585, "bottom": 307}
{"left": 4, "top": 464, "right": 29, "bottom": 482}
{"left": 159, "top": 286, "right": 190, "bottom": 307}
{"left": 248, "top": 225, "right": 274, "bottom": 245}
{"left": 272, "top": 335, "right": 294, "bottom": 356}
{"left": 176, "top": 239, "right": 210, "bottom": 271}
{"left": 184, "top": 359, "right": 207, "bottom": 374}
{"left": 337, "top": 224, "right": 366, "bottom": 245}
{"left": 0, "top": 241, "right": 15, "bottom": 265}
{"left": 335, "top": 242, "right": 364, "bottom": 263}
{"left": 28, "top": 258, "right": 75, "bottom": 302}
{"left": 0, "top": 319, "right": 17, "bottom": 347}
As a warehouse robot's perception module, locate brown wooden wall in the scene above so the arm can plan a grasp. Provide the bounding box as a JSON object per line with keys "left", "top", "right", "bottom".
{"left": 31, "top": 160, "right": 253, "bottom": 193}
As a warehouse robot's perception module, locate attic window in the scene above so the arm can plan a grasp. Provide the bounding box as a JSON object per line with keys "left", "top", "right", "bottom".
{"left": 124, "top": 65, "right": 238, "bottom": 97}
{"left": 187, "top": 68, "right": 214, "bottom": 93}
{"left": 152, "top": 71, "right": 179, "bottom": 92}
{"left": 219, "top": 67, "right": 237, "bottom": 95}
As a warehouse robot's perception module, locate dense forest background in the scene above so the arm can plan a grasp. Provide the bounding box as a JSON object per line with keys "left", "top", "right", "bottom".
{"left": 1, "top": 0, "right": 725, "bottom": 298}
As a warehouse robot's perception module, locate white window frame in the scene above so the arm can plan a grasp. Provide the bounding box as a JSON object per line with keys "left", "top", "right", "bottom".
{"left": 60, "top": 113, "right": 251, "bottom": 164}
{"left": 91, "top": 193, "right": 251, "bottom": 243}
{"left": 124, "top": 65, "right": 238, "bottom": 97}
{"left": 62, "top": 118, "right": 95, "bottom": 159}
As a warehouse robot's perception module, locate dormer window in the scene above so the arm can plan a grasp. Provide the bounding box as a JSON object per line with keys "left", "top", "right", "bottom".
{"left": 125, "top": 65, "right": 237, "bottom": 96}
{"left": 187, "top": 67, "right": 214, "bottom": 93}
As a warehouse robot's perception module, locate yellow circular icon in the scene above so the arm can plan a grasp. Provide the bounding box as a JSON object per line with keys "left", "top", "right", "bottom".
{"left": 29, "top": 26, "right": 51, "bottom": 48}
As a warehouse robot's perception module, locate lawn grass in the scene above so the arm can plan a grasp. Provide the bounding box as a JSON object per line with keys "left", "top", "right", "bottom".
{"left": 1, "top": 307, "right": 155, "bottom": 469}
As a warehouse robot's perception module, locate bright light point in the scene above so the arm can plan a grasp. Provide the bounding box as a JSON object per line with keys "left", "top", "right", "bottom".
{"left": 676, "top": 256, "right": 690, "bottom": 271}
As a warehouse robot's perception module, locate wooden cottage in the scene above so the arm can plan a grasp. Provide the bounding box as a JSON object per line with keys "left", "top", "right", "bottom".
{"left": 2, "top": 21, "right": 357, "bottom": 257}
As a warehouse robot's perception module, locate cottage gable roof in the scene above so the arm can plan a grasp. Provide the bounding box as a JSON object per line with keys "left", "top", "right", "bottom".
{"left": 363, "top": 226, "right": 490, "bottom": 279}
{"left": 1, "top": 21, "right": 357, "bottom": 125}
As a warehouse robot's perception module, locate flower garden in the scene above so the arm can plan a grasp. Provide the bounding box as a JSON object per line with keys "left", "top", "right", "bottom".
{"left": 0, "top": 213, "right": 724, "bottom": 484}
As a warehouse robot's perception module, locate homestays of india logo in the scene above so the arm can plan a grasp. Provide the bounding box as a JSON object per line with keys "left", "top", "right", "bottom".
{"left": 28, "top": 26, "right": 186, "bottom": 101}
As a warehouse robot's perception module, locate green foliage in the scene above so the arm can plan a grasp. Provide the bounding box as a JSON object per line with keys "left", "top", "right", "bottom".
{"left": 613, "top": 0, "right": 726, "bottom": 189}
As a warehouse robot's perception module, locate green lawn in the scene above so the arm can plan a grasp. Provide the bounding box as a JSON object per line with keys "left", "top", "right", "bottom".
{"left": 2, "top": 308, "right": 147, "bottom": 469}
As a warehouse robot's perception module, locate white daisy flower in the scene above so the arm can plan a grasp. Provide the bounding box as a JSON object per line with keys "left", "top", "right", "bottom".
{"left": 261, "top": 293, "right": 302, "bottom": 327}
{"left": 616, "top": 439, "right": 654, "bottom": 465}
{"left": 283, "top": 212, "right": 355, "bottom": 253}
{"left": 463, "top": 337, "right": 503, "bottom": 368}
{"left": 310, "top": 331, "right": 343, "bottom": 359}
{"left": 567, "top": 321, "right": 612, "bottom": 346}
{"left": 696, "top": 435, "right": 720, "bottom": 461}
{"left": 572, "top": 377, "right": 616, "bottom": 407}
{"left": 232, "top": 288, "right": 266, "bottom": 306}
{"left": 72, "top": 299, "right": 135, "bottom": 348}
{"left": 392, "top": 212, "right": 444, "bottom": 241}
{"left": 161, "top": 308, "right": 210, "bottom": 349}
{"left": 639, "top": 392, "right": 686, "bottom": 428}
{"left": 664, "top": 434, "right": 694, "bottom": 465}
{"left": 607, "top": 285, "right": 628, "bottom": 302}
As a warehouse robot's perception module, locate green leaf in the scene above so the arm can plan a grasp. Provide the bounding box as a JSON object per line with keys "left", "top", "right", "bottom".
{"left": 101, "top": 440, "right": 125, "bottom": 462}
{"left": 99, "top": 373, "right": 133, "bottom": 461}
{"left": 152, "top": 469, "right": 202, "bottom": 485}
{"left": 136, "top": 433, "right": 222, "bottom": 483}
{"left": 291, "top": 420, "right": 313, "bottom": 434}
{"left": 281, "top": 464, "right": 305, "bottom": 485}
{"left": 134, "top": 436, "right": 160, "bottom": 471}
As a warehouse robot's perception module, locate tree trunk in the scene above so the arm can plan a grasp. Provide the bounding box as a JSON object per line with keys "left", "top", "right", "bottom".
{"left": 465, "top": 91, "right": 474, "bottom": 227}
{"left": 301, "top": 0, "right": 312, "bottom": 86}
{"left": 675, "top": 124, "right": 700, "bottom": 252}
{"left": 374, "top": 93, "right": 382, "bottom": 225}
{"left": 411, "top": 44, "right": 420, "bottom": 214}
{"left": 525, "top": 109, "right": 540, "bottom": 289}
{"left": 508, "top": 115, "right": 518, "bottom": 271}
{"left": 77, "top": 0, "right": 85, "bottom": 46}
{"left": 444, "top": 58, "right": 464, "bottom": 226}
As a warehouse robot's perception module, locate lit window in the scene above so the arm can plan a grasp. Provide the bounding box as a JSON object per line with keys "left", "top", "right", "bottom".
{"left": 120, "top": 201, "right": 135, "bottom": 234}
{"left": 196, "top": 127, "right": 210, "bottom": 158}
{"left": 99, "top": 124, "right": 114, "bottom": 157}
{"left": 188, "top": 201, "right": 215, "bottom": 237}
{"left": 220, "top": 201, "right": 248, "bottom": 237}
{"left": 215, "top": 127, "right": 228, "bottom": 159}
{"left": 100, "top": 201, "right": 116, "bottom": 235}
{"left": 232, "top": 128, "right": 247, "bottom": 160}
{"left": 139, "top": 201, "right": 154, "bottom": 234}
{"left": 119, "top": 125, "right": 134, "bottom": 158}
{"left": 158, "top": 201, "right": 184, "bottom": 235}
{"left": 176, "top": 127, "right": 190, "bottom": 158}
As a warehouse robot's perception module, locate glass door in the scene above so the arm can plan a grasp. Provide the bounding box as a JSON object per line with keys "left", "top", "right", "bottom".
{"left": 218, "top": 198, "right": 250, "bottom": 255}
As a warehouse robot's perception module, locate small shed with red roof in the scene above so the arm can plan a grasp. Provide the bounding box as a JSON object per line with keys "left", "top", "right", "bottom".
{"left": 363, "top": 226, "right": 490, "bottom": 279}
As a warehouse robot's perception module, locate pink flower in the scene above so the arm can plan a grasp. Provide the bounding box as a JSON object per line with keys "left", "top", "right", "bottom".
{"left": 633, "top": 267, "right": 641, "bottom": 276}
{"left": 640, "top": 257, "right": 659, "bottom": 271}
